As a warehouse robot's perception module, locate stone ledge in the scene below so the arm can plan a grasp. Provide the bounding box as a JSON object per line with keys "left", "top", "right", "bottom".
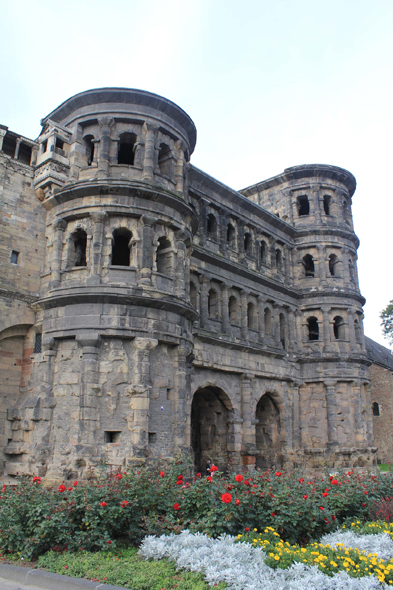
{"left": 0, "top": 563, "right": 134, "bottom": 590}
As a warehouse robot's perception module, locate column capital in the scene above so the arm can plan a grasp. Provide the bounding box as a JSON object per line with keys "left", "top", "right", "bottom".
{"left": 241, "top": 372, "right": 255, "bottom": 382}
{"left": 141, "top": 214, "right": 157, "bottom": 227}
{"left": 90, "top": 211, "right": 107, "bottom": 224}
{"left": 98, "top": 116, "right": 115, "bottom": 129}
{"left": 53, "top": 218, "right": 67, "bottom": 231}
{"left": 133, "top": 337, "right": 159, "bottom": 352}
{"left": 143, "top": 122, "right": 159, "bottom": 134}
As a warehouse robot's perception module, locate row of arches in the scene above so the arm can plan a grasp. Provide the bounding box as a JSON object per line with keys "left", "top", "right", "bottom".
{"left": 302, "top": 253, "right": 339, "bottom": 278}
{"left": 306, "top": 314, "right": 358, "bottom": 342}
{"left": 296, "top": 193, "right": 351, "bottom": 225}
{"left": 67, "top": 228, "right": 172, "bottom": 274}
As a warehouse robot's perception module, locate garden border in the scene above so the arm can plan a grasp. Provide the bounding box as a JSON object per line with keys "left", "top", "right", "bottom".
{"left": 0, "top": 564, "right": 133, "bottom": 590}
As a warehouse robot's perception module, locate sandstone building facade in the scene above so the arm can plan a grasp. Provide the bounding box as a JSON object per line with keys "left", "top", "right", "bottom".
{"left": 0, "top": 88, "right": 378, "bottom": 481}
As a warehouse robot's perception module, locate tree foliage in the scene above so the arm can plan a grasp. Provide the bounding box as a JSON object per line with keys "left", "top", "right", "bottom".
{"left": 380, "top": 300, "right": 393, "bottom": 345}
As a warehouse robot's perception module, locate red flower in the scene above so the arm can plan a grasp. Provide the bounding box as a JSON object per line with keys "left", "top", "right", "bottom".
{"left": 58, "top": 484, "right": 66, "bottom": 493}
{"left": 244, "top": 527, "right": 250, "bottom": 532}
{"left": 227, "top": 484, "right": 234, "bottom": 490}
{"left": 32, "top": 476, "right": 41, "bottom": 484}
{"left": 222, "top": 493, "right": 232, "bottom": 504}
{"left": 322, "top": 492, "right": 329, "bottom": 497}
{"left": 211, "top": 465, "right": 218, "bottom": 472}
{"left": 107, "top": 540, "right": 112, "bottom": 544}
{"left": 332, "top": 515, "right": 336, "bottom": 520}
{"left": 177, "top": 475, "right": 183, "bottom": 481}
{"left": 121, "top": 500, "right": 129, "bottom": 507}
{"left": 324, "top": 518, "right": 330, "bottom": 524}
{"left": 244, "top": 480, "right": 251, "bottom": 486}
{"left": 275, "top": 472, "right": 282, "bottom": 477}
{"left": 331, "top": 479, "right": 338, "bottom": 485}
{"left": 160, "top": 471, "right": 165, "bottom": 478}
{"left": 100, "top": 501, "right": 107, "bottom": 507}
{"left": 116, "top": 473, "right": 122, "bottom": 480}
{"left": 235, "top": 474, "right": 244, "bottom": 482}
{"left": 67, "top": 487, "right": 73, "bottom": 491}
{"left": 73, "top": 481, "right": 78, "bottom": 487}
{"left": 173, "top": 503, "right": 180, "bottom": 511}
{"left": 298, "top": 478, "right": 304, "bottom": 483}
{"left": 303, "top": 495, "right": 308, "bottom": 499}
{"left": 176, "top": 481, "right": 183, "bottom": 485}
{"left": 364, "top": 491, "right": 368, "bottom": 495}
{"left": 319, "top": 506, "right": 324, "bottom": 511}
{"left": 362, "top": 502, "right": 366, "bottom": 506}
{"left": 196, "top": 472, "right": 201, "bottom": 478}
{"left": 207, "top": 476, "right": 213, "bottom": 482}
{"left": 271, "top": 512, "right": 277, "bottom": 517}
{"left": 235, "top": 499, "right": 241, "bottom": 505}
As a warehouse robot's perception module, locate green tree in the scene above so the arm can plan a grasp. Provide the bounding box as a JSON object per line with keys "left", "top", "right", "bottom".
{"left": 380, "top": 300, "right": 393, "bottom": 346}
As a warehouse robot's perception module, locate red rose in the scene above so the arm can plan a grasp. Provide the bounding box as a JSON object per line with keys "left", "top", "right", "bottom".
{"left": 222, "top": 493, "right": 232, "bottom": 504}
{"left": 319, "top": 506, "right": 324, "bottom": 511}
{"left": 207, "top": 476, "right": 213, "bottom": 482}
{"left": 176, "top": 481, "right": 183, "bottom": 485}
{"left": 178, "top": 474, "right": 183, "bottom": 479}
{"left": 107, "top": 540, "right": 112, "bottom": 544}
{"left": 244, "top": 480, "right": 251, "bottom": 486}
{"left": 160, "top": 471, "right": 164, "bottom": 477}
{"left": 173, "top": 503, "right": 180, "bottom": 511}
{"left": 332, "top": 515, "right": 336, "bottom": 520}
{"left": 196, "top": 472, "right": 201, "bottom": 478}
{"left": 67, "top": 487, "right": 73, "bottom": 491}
{"left": 58, "top": 484, "right": 66, "bottom": 493}
{"left": 227, "top": 484, "right": 234, "bottom": 490}
{"left": 121, "top": 500, "right": 129, "bottom": 507}
{"left": 275, "top": 472, "right": 282, "bottom": 477}
{"left": 298, "top": 478, "right": 304, "bottom": 483}
{"left": 235, "top": 499, "right": 240, "bottom": 505}
{"left": 73, "top": 481, "right": 78, "bottom": 487}
{"left": 116, "top": 473, "right": 122, "bottom": 480}
{"left": 100, "top": 501, "right": 107, "bottom": 507}
{"left": 362, "top": 502, "right": 366, "bottom": 506}
{"left": 245, "top": 527, "right": 250, "bottom": 532}
{"left": 331, "top": 479, "right": 338, "bottom": 485}
{"left": 32, "top": 476, "right": 41, "bottom": 484}
{"left": 322, "top": 492, "right": 329, "bottom": 497}
{"left": 211, "top": 465, "right": 218, "bottom": 472}
{"left": 364, "top": 491, "right": 368, "bottom": 494}
{"left": 235, "top": 474, "right": 244, "bottom": 482}
{"left": 303, "top": 495, "right": 308, "bottom": 499}
{"left": 324, "top": 518, "right": 330, "bottom": 524}
{"left": 271, "top": 512, "right": 277, "bottom": 517}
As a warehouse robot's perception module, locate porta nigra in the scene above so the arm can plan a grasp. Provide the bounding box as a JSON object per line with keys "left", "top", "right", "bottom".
{"left": 0, "top": 88, "right": 379, "bottom": 482}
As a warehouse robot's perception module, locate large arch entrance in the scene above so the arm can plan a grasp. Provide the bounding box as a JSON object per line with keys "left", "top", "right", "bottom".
{"left": 191, "top": 386, "right": 232, "bottom": 473}
{"left": 255, "top": 393, "right": 282, "bottom": 469}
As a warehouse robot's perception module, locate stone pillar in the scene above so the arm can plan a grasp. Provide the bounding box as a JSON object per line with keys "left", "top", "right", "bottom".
{"left": 288, "top": 307, "right": 296, "bottom": 351}
{"left": 142, "top": 123, "right": 158, "bottom": 181}
{"left": 88, "top": 212, "right": 107, "bottom": 285}
{"left": 139, "top": 215, "right": 157, "bottom": 285}
{"left": 257, "top": 295, "right": 265, "bottom": 342}
{"left": 317, "top": 245, "right": 326, "bottom": 281}
{"left": 359, "top": 314, "right": 367, "bottom": 352}
{"left": 0, "top": 127, "right": 7, "bottom": 151}
{"left": 30, "top": 145, "right": 39, "bottom": 166}
{"left": 221, "top": 284, "right": 230, "bottom": 335}
{"left": 51, "top": 219, "right": 67, "bottom": 288}
{"left": 322, "top": 306, "right": 331, "bottom": 350}
{"left": 238, "top": 224, "right": 245, "bottom": 262}
{"left": 348, "top": 310, "right": 357, "bottom": 351}
{"left": 77, "top": 334, "right": 101, "bottom": 452}
{"left": 295, "top": 310, "right": 303, "bottom": 346}
{"left": 175, "top": 141, "right": 185, "bottom": 194}
{"left": 129, "top": 338, "right": 158, "bottom": 458}
{"left": 240, "top": 290, "right": 248, "bottom": 339}
{"left": 219, "top": 210, "right": 228, "bottom": 255}
{"left": 172, "top": 345, "right": 192, "bottom": 451}
{"left": 363, "top": 381, "right": 374, "bottom": 445}
{"left": 273, "top": 303, "right": 280, "bottom": 347}
{"left": 97, "top": 117, "right": 115, "bottom": 179}
{"left": 14, "top": 138, "right": 21, "bottom": 160}
{"left": 291, "top": 382, "right": 301, "bottom": 448}
{"left": 199, "top": 201, "right": 208, "bottom": 247}
{"left": 174, "top": 230, "right": 189, "bottom": 298}
{"left": 313, "top": 186, "right": 322, "bottom": 224}
{"left": 352, "top": 380, "right": 366, "bottom": 445}
{"left": 199, "top": 276, "right": 209, "bottom": 328}
{"left": 325, "top": 380, "right": 338, "bottom": 447}
{"left": 342, "top": 247, "right": 352, "bottom": 285}
{"left": 241, "top": 373, "right": 256, "bottom": 459}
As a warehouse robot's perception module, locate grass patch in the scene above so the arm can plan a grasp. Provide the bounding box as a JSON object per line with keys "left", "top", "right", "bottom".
{"left": 35, "top": 547, "right": 226, "bottom": 590}
{"left": 378, "top": 464, "right": 392, "bottom": 472}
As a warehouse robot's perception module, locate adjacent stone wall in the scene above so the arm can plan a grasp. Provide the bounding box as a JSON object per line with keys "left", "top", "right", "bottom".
{"left": 369, "top": 363, "right": 393, "bottom": 463}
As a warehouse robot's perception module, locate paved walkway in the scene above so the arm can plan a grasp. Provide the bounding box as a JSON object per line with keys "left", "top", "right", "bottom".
{"left": 0, "top": 580, "right": 43, "bottom": 590}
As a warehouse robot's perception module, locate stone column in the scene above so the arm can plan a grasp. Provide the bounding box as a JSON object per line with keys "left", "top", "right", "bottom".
{"left": 199, "top": 276, "right": 209, "bottom": 328}
{"left": 295, "top": 310, "right": 303, "bottom": 346}
{"left": 322, "top": 306, "right": 331, "bottom": 350}
{"left": 51, "top": 219, "right": 67, "bottom": 288}
{"left": 172, "top": 345, "right": 192, "bottom": 452}
{"left": 241, "top": 373, "right": 256, "bottom": 460}
{"left": 291, "top": 382, "right": 301, "bottom": 448}
{"left": 77, "top": 334, "right": 102, "bottom": 452}
{"left": 221, "top": 284, "right": 230, "bottom": 335}
{"left": 142, "top": 123, "right": 159, "bottom": 181}
{"left": 352, "top": 380, "right": 366, "bottom": 445}
{"left": 363, "top": 381, "right": 374, "bottom": 445}
{"left": 0, "top": 127, "right": 7, "bottom": 151}
{"left": 97, "top": 117, "right": 115, "bottom": 179}
{"left": 199, "top": 201, "right": 208, "bottom": 247}
{"left": 129, "top": 338, "right": 158, "bottom": 458}
{"left": 348, "top": 310, "right": 357, "bottom": 351}
{"left": 272, "top": 303, "right": 280, "bottom": 347}
{"left": 175, "top": 140, "right": 185, "bottom": 194}
{"left": 317, "top": 245, "right": 327, "bottom": 282}
{"left": 238, "top": 224, "right": 245, "bottom": 262}
{"left": 174, "top": 230, "right": 189, "bottom": 298}
{"left": 219, "top": 210, "right": 228, "bottom": 255}
{"left": 257, "top": 295, "right": 265, "bottom": 342}
{"left": 139, "top": 215, "right": 157, "bottom": 285}
{"left": 288, "top": 307, "right": 296, "bottom": 351}
{"left": 30, "top": 145, "right": 39, "bottom": 166}
{"left": 88, "top": 212, "right": 107, "bottom": 285}
{"left": 240, "top": 291, "right": 248, "bottom": 339}
{"left": 325, "top": 380, "right": 338, "bottom": 447}
{"left": 313, "top": 186, "right": 322, "bottom": 224}
{"left": 14, "top": 138, "right": 21, "bottom": 160}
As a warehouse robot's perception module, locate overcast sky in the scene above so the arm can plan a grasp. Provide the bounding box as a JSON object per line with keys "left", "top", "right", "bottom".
{"left": 1, "top": 0, "right": 392, "bottom": 347}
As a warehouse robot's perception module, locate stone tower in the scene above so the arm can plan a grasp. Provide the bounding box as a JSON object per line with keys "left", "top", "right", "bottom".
{"left": 0, "top": 88, "right": 375, "bottom": 481}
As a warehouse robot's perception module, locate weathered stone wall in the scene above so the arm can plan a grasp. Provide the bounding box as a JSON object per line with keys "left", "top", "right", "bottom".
{"left": 369, "top": 363, "right": 393, "bottom": 463}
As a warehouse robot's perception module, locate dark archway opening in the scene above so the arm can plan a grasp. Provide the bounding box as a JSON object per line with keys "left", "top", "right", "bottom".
{"left": 118, "top": 133, "right": 136, "bottom": 165}
{"left": 68, "top": 229, "right": 87, "bottom": 267}
{"left": 191, "top": 387, "right": 231, "bottom": 473}
{"left": 256, "top": 394, "right": 282, "bottom": 469}
{"left": 303, "top": 254, "right": 315, "bottom": 277}
{"left": 112, "top": 228, "right": 132, "bottom": 266}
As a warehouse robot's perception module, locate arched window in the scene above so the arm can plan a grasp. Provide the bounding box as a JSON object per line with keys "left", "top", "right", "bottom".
{"left": 227, "top": 223, "right": 236, "bottom": 248}
{"left": 112, "top": 228, "right": 132, "bottom": 266}
{"left": 297, "top": 195, "right": 310, "bottom": 216}
{"left": 244, "top": 232, "right": 252, "bottom": 255}
{"left": 156, "top": 236, "right": 172, "bottom": 274}
{"left": 372, "top": 402, "right": 380, "bottom": 416}
{"left": 82, "top": 135, "right": 94, "bottom": 166}
{"left": 247, "top": 302, "right": 257, "bottom": 329}
{"left": 333, "top": 316, "right": 345, "bottom": 340}
{"left": 208, "top": 289, "right": 219, "bottom": 319}
{"left": 190, "top": 282, "right": 197, "bottom": 309}
{"left": 229, "top": 296, "right": 239, "bottom": 325}
{"left": 303, "top": 254, "right": 315, "bottom": 277}
{"left": 207, "top": 214, "right": 218, "bottom": 240}
{"left": 158, "top": 143, "right": 172, "bottom": 176}
{"left": 260, "top": 240, "right": 268, "bottom": 265}
{"left": 68, "top": 229, "right": 87, "bottom": 267}
{"left": 264, "top": 307, "right": 272, "bottom": 335}
{"left": 323, "top": 195, "right": 331, "bottom": 216}
{"left": 276, "top": 249, "right": 283, "bottom": 273}
{"left": 307, "top": 317, "right": 319, "bottom": 341}
{"left": 118, "top": 133, "right": 136, "bottom": 165}
{"left": 328, "top": 254, "right": 338, "bottom": 276}
{"left": 279, "top": 313, "right": 286, "bottom": 349}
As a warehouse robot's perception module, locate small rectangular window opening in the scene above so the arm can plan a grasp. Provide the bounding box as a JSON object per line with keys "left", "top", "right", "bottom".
{"left": 148, "top": 432, "right": 157, "bottom": 443}
{"left": 55, "top": 138, "right": 64, "bottom": 150}
{"left": 10, "top": 250, "right": 19, "bottom": 264}
{"left": 34, "top": 333, "right": 42, "bottom": 354}
{"left": 104, "top": 431, "right": 121, "bottom": 443}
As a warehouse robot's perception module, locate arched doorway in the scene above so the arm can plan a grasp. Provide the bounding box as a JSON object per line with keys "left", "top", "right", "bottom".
{"left": 191, "top": 386, "right": 232, "bottom": 473}
{"left": 255, "top": 393, "right": 282, "bottom": 469}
